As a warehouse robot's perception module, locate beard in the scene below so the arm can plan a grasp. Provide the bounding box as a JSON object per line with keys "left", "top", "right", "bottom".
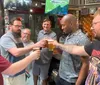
{"left": 94, "top": 33, "right": 100, "bottom": 40}
{"left": 22, "top": 37, "right": 29, "bottom": 43}
{"left": 12, "top": 30, "right": 21, "bottom": 38}
{"left": 95, "top": 36, "right": 100, "bottom": 40}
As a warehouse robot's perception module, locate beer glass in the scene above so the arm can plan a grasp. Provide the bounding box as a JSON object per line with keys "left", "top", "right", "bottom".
{"left": 48, "top": 40, "right": 55, "bottom": 51}
{"left": 33, "top": 47, "right": 40, "bottom": 51}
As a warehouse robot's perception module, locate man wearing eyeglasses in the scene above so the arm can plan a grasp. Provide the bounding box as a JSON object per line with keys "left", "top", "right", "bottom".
{"left": 0, "top": 17, "right": 46, "bottom": 85}
{"left": 21, "top": 28, "right": 34, "bottom": 84}
{"left": 21, "top": 28, "right": 33, "bottom": 47}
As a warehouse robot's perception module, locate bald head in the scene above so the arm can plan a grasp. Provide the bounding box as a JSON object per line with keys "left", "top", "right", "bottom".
{"left": 61, "top": 14, "right": 77, "bottom": 24}
{"left": 21, "top": 28, "right": 31, "bottom": 34}
{"left": 60, "top": 14, "right": 78, "bottom": 34}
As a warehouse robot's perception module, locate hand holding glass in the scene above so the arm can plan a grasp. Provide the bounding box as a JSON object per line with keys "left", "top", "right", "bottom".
{"left": 33, "top": 47, "right": 40, "bottom": 60}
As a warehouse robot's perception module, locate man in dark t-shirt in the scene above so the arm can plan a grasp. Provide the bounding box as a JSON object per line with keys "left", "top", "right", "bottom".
{"left": 84, "top": 40, "right": 100, "bottom": 85}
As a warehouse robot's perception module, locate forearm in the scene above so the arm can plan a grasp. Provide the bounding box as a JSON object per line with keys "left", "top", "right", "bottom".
{"left": 10, "top": 44, "right": 38, "bottom": 57}
{"left": 16, "top": 46, "right": 33, "bottom": 56}
{"left": 76, "top": 57, "right": 89, "bottom": 85}
{"left": 57, "top": 43, "right": 75, "bottom": 53}
{"left": 2, "top": 55, "right": 34, "bottom": 75}
{"left": 57, "top": 43, "right": 88, "bottom": 56}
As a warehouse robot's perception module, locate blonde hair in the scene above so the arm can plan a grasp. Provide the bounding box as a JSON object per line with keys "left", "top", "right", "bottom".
{"left": 21, "top": 28, "right": 31, "bottom": 35}
{"left": 94, "top": 9, "right": 100, "bottom": 17}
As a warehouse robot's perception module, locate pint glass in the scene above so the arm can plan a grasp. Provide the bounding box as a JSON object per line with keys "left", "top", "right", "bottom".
{"left": 48, "top": 40, "right": 55, "bottom": 51}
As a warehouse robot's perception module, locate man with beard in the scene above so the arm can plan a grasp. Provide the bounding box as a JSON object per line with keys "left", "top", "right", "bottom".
{"left": 0, "top": 47, "right": 40, "bottom": 85}
{"left": 53, "top": 9, "right": 100, "bottom": 85}
{"left": 21, "top": 28, "right": 34, "bottom": 56}
{"left": 0, "top": 17, "right": 46, "bottom": 85}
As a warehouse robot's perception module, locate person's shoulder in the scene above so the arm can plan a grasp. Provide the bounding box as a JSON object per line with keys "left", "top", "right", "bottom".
{"left": 80, "top": 32, "right": 89, "bottom": 40}
{"left": 39, "top": 30, "right": 43, "bottom": 33}
{"left": 38, "top": 30, "right": 44, "bottom": 35}
{"left": 0, "top": 31, "right": 14, "bottom": 42}
{"left": 75, "top": 30, "right": 90, "bottom": 44}
{"left": 51, "top": 30, "right": 57, "bottom": 35}
{"left": 93, "top": 40, "right": 100, "bottom": 45}
{"left": 29, "top": 40, "right": 34, "bottom": 44}
{"left": 76, "top": 30, "right": 88, "bottom": 38}
{"left": 0, "top": 32, "right": 9, "bottom": 40}
{"left": 1, "top": 31, "right": 12, "bottom": 37}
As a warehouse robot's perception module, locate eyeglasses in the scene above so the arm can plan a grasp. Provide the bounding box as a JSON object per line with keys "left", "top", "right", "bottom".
{"left": 23, "top": 32, "right": 31, "bottom": 35}
{"left": 13, "top": 25, "right": 23, "bottom": 28}
{"left": 92, "top": 21, "right": 100, "bottom": 28}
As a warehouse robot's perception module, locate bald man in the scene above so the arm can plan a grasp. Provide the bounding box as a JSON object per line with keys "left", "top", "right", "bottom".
{"left": 21, "top": 28, "right": 34, "bottom": 61}
{"left": 55, "top": 14, "right": 90, "bottom": 85}
{"left": 21, "top": 28, "right": 34, "bottom": 62}
{"left": 21, "top": 28, "right": 33, "bottom": 47}
{"left": 21, "top": 28, "right": 34, "bottom": 84}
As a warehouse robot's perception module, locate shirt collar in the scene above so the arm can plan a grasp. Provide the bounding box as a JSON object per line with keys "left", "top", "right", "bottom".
{"left": 67, "top": 29, "right": 81, "bottom": 38}
{"left": 42, "top": 30, "right": 52, "bottom": 35}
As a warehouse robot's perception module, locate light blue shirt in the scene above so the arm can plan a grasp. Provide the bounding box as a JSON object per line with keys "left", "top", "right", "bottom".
{"left": 59, "top": 29, "right": 90, "bottom": 83}
{"left": 35, "top": 30, "right": 57, "bottom": 64}
{"left": 0, "top": 31, "right": 25, "bottom": 76}
{"left": 0, "top": 31, "right": 17, "bottom": 58}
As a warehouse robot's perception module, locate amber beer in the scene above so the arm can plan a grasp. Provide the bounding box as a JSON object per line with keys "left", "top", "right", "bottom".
{"left": 48, "top": 40, "right": 55, "bottom": 51}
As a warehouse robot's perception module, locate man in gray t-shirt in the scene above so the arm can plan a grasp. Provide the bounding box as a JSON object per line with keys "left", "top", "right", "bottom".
{"left": 33, "top": 18, "right": 57, "bottom": 85}
{"left": 0, "top": 17, "right": 46, "bottom": 85}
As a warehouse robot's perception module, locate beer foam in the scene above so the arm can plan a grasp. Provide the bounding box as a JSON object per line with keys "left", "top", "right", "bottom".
{"left": 48, "top": 39, "right": 54, "bottom": 42}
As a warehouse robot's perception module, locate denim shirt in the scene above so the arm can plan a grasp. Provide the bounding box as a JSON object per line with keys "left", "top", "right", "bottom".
{"left": 59, "top": 29, "right": 90, "bottom": 83}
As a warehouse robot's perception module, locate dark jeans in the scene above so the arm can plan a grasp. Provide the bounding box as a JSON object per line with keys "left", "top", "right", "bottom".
{"left": 55, "top": 75, "right": 85, "bottom": 85}
{"left": 48, "top": 57, "right": 60, "bottom": 76}
{"left": 55, "top": 75, "right": 75, "bottom": 85}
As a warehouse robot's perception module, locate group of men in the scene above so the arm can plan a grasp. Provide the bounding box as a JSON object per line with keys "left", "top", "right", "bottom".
{"left": 0, "top": 9, "right": 100, "bottom": 85}
{"left": 0, "top": 17, "right": 57, "bottom": 85}
{"left": 0, "top": 17, "right": 46, "bottom": 85}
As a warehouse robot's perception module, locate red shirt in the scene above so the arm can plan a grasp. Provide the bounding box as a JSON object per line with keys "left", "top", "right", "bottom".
{"left": 0, "top": 55, "right": 11, "bottom": 85}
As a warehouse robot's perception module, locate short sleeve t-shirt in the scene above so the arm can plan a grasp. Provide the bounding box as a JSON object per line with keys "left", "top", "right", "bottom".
{"left": 84, "top": 40, "right": 100, "bottom": 58}
{"left": 0, "top": 31, "right": 16, "bottom": 58}
{"left": 59, "top": 29, "right": 90, "bottom": 83}
{"left": 0, "top": 55, "right": 11, "bottom": 85}
{"left": 35, "top": 30, "right": 57, "bottom": 64}
{"left": 0, "top": 31, "right": 25, "bottom": 76}
{"left": 84, "top": 40, "right": 100, "bottom": 85}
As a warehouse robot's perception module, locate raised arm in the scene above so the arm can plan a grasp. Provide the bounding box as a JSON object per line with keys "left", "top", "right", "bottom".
{"left": 8, "top": 39, "right": 46, "bottom": 57}
{"left": 2, "top": 50, "right": 40, "bottom": 75}
{"left": 54, "top": 40, "right": 89, "bottom": 57}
